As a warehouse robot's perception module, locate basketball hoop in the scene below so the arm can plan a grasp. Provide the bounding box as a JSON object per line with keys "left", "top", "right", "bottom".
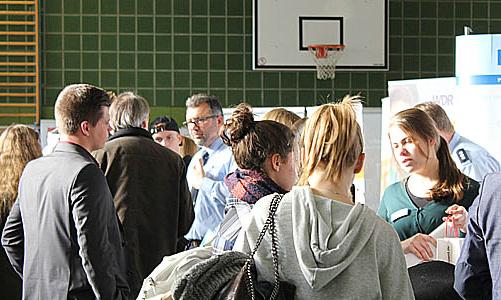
{"left": 308, "top": 44, "right": 345, "bottom": 80}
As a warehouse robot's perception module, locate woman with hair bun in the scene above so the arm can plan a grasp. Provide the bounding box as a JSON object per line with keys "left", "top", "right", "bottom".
{"left": 212, "top": 103, "right": 296, "bottom": 250}
{"left": 222, "top": 103, "right": 297, "bottom": 202}
{"left": 234, "top": 96, "right": 413, "bottom": 299}
{"left": 0, "top": 124, "right": 42, "bottom": 299}
{"left": 378, "top": 108, "right": 479, "bottom": 261}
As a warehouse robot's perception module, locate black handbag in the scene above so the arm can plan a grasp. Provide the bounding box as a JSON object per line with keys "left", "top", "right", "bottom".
{"left": 172, "top": 193, "right": 295, "bottom": 300}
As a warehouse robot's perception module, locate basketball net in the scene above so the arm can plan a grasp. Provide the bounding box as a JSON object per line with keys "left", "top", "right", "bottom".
{"left": 308, "top": 45, "right": 344, "bottom": 80}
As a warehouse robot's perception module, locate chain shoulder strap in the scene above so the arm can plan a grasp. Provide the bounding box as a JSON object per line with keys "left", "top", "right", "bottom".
{"left": 244, "top": 193, "right": 283, "bottom": 300}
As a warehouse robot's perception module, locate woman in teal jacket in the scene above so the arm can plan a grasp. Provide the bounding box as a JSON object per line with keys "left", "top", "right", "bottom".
{"left": 378, "top": 108, "right": 479, "bottom": 261}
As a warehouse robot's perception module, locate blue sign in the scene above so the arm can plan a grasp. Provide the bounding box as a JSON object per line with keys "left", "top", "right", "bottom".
{"left": 457, "top": 75, "right": 501, "bottom": 85}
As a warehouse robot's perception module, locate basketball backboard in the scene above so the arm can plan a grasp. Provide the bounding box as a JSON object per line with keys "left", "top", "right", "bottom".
{"left": 253, "top": 0, "right": 388, "bottom": 71}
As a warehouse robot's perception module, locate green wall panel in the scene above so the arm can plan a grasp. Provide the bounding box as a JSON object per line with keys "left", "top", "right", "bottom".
{"left": 4, "top": 0, "right": 495, "bottom": 126}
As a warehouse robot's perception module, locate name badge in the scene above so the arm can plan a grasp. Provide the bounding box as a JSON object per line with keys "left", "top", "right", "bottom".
{"left": 390, "top": 208, "right": 411, "bottom": 223}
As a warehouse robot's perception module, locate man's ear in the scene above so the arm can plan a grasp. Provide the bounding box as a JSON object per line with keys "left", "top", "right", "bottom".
{"left": 80, "top": 121, "right": 91, "bottom": 137}
{"left": 216, "top": 115, "right": 224, "bottom": 127}
{"left": 141, "top": 119, "right": 149, "bottom": 129}
{"left": 178, "top": 134, "right": 183, "bottom": 146}
{"left": 354, "top": 153, "right": 365, "bottom": 174}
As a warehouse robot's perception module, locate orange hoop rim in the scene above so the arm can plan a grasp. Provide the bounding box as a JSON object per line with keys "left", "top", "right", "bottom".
{"left": 307, "top": 44, "right": 345, "bottom": 50}
{"left": 308, "top": 44, "right": 345, "bottom": 59}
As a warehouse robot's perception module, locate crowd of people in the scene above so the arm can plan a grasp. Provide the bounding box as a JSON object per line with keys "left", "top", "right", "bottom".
{"left": 1, "top": 83, "right": 500, "bottom": 299}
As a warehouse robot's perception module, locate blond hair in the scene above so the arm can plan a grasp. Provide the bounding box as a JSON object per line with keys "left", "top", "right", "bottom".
{"left": 180, "top": 135, "right": 198, "bottom": 158}
{"left": 298, "top": 95, "right": 363, "bottom": 185}
{"left": 262, "top": 108, "right": 301, "bottom": 128}
{"left": 0, "top": 124, "right": 42, "bottom": 214}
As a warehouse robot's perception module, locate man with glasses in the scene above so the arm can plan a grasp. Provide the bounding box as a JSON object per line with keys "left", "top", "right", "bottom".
{"left": 183, "top": 93, "right": 237, "bottom": 248}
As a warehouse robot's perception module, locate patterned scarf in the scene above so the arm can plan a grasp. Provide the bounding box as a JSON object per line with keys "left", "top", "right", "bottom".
{"left": 224, "top": 169, "right": 287, "bottom": 204}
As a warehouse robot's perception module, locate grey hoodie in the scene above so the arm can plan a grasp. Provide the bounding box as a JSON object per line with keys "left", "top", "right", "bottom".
{"left": 234, "top": 186, "right": 414, "bottom": 299}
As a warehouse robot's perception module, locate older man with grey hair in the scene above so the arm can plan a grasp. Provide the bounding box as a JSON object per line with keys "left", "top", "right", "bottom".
{"left": 93, "top": 92, "right": 194, "bottom": 298}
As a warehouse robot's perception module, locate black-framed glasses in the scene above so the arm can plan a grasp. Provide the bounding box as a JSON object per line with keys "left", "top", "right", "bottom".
{"left": 183, "top": 114, "right": 218, "bottom": 127}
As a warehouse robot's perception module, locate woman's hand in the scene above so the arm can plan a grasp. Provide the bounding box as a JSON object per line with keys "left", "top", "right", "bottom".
{"left": 401, "top": 233, "right": 437, "bottom": 261}
{"left": 443, "top": 204, "right": 468, "bottom": 234}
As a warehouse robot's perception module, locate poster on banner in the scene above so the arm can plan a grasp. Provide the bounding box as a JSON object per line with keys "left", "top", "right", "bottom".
{"left": 223, "top": 104, "right": 366, "bottom": 204}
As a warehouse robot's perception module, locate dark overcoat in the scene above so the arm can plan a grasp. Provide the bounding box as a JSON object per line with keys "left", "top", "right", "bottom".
{"left": 94, "top": 128, "right": 194, "bottom": 298}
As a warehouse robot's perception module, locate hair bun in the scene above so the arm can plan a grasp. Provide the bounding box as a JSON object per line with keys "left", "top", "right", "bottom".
{"left": 222, "top": 103, "right": 255, "bottom": 147}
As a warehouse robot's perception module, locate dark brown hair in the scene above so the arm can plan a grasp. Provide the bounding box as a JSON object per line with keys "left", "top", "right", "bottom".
{"left": 390, "top": 108, "right": 466, "bottom": 201}
{"left": 221, "top": 103, "right": 294, "bottom": 170}
{"left": 55, "top": 84, "right": 112, "bottom": 135}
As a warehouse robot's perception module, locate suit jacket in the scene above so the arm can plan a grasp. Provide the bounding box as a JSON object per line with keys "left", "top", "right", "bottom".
{"left": 1, "top": 142, "right": 129, "bottom": 300}
{"left": 455, "top": 173, "right": 501, "bottom": 299}
{"left": 0, "top": 212, "right": 22, "bottom": 299}
{"left": 93, "top": 128, "right": 194, "bottom": 298}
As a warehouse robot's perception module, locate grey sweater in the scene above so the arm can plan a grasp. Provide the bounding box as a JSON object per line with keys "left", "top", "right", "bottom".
{"left": 234, "top": 186, "right": 414, "bottom": 300}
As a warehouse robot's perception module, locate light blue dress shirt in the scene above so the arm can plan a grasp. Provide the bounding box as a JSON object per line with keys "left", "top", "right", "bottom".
{"left": 185, "top": 137, "right": 237, "bottom": 240}
{"left": 449, "top": 132, "right": 501, "bottom": 182}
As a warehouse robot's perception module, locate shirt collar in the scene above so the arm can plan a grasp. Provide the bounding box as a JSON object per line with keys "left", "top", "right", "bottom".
{"left": 449, "top": 132, "right": 460, "bottom": 150}
{"left": 201, "top": 137, "right": 225, "bottom": 156}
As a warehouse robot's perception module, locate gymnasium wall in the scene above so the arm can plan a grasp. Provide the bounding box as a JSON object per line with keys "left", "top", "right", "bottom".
{"left": 3, "top": 0, "right": 501, "bottom": 124}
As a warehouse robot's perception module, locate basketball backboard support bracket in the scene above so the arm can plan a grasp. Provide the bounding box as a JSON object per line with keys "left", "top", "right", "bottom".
{"left": 253, "top": 0, "right": 388, "bottom": 71}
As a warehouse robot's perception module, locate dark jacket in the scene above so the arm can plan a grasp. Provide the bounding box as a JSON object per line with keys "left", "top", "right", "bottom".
{"left": 0, "top": 213, "right": 22, "bottom": 299}
{"left": 2, "top": 142, "right": 129, "bottom": 300}
{"left": 455, "top": 173, "right": 501, "bottom": 300}
{"left": 93, "top": 128, "right": 194, "bottom": 298}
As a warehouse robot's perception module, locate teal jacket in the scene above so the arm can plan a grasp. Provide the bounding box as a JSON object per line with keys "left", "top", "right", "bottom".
{"left": 377, "top": 177, "right": 479, "bottom": 240}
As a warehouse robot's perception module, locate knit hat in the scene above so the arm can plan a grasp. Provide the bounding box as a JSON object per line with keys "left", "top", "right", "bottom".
{"left": 149, "top": 115, "right": 180, "bottom": 134}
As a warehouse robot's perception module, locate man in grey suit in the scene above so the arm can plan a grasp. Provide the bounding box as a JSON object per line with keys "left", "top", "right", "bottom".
{"left": 2, "top": 84, "right": 129, "bottom": 299}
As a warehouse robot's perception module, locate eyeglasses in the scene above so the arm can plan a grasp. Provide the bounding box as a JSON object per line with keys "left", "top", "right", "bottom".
{"left": 183, "top": 115, "right": 218, "bottom": 127}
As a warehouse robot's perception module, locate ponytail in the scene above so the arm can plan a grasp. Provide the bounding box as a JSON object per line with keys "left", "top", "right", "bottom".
{"left": 430, "top": 136, "right": 466, "bottom": 201}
